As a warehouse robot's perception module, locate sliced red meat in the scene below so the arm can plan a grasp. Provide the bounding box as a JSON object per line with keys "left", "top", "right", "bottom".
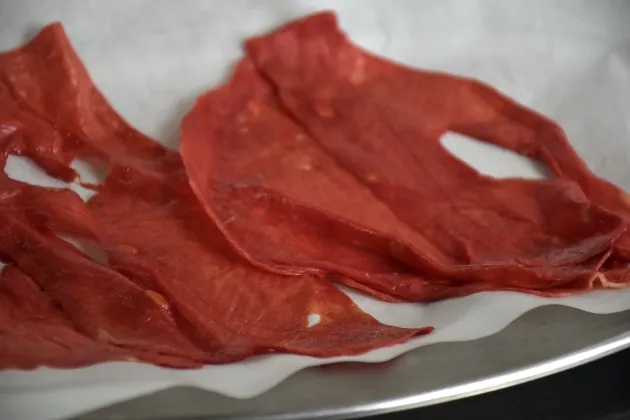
{"left": 89, "top": 167, "right": 430, "bottom": 357}
{"left": 0, "top": 22, "right": 183, "bottom": 184}
{"left": 0, "top": 265, "right": 201, "bottom": 369}
{"left": 0, "top": 207, "right": 210, "bottom": 362}
{"left": 180, "top": 12, "right": 630, "bottom": 301}
{"left": 0, "top": 22, "right": 429, "bottom": 369}
{"left": 180, "top": 59, "right": 455, "bottom": 302}
{"left": 0, "top": 265, "right": 120, "bottom": 370}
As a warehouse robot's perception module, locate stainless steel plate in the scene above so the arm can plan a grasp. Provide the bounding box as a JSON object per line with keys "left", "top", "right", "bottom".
{"left": 77, "top": 306, "right": 630, "bottom": 419}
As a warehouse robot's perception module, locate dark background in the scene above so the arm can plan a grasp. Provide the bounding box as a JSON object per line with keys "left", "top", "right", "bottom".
{"left": 376, "top": 349, "right": 630, "bottom": 420}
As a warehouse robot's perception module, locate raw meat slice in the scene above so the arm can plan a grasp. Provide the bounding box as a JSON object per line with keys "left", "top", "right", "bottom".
{"left": 0, "top": 265, "right": 199, "bottom": 369}
{"left": 0, "top": 207, "right": 210, "bottom": 360}
{"left": 181, "top": 12, "right": 629, "bottom": 301}
{"left": 0, "top": 265, "right": 121, "bottom": 370}
{"left": 0, "top": 22, "right": 429, "bottom": 369}
{"left": 180, "top": 59, "right": 461, "bottom": 302}
{"left": 0, "top": 21, "right": 183, "bottom": 184}
{"left": 90, "top": 167, "right": 431, "bottom": 357}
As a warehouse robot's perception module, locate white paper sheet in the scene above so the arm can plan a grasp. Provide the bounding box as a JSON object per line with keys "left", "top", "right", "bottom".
{"left": 1, "top": 1, "right": 630, "bottom": 419}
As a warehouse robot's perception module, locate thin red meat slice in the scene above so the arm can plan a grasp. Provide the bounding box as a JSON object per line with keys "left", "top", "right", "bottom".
{"left": 0, "top": 207, "right": 210, "bottom": 362}
{"left": 180, "top": 12, "right": 630, "bottom": 302}
{"left": 245, "top": 12, "right": 628, "bottom": 270}
{"left": 0, "top": 265, "right": 121, "bottom": 370}
{"left": 180, "top": 59, "right": 460, "bottom": 302}
{"left": 0, "top": 21, "right": 183, "bottom": 184}
{"left": 0, "top": 265, "right": 200, "bottom": 369}
{"left": 89, "top": 167, "right": 430, "bottom": 357}
{"left": 245, "top": 12, "right": 630, "bottom": 290}
{"left": 0, "top": 22, "right": 429, "bottom": 369}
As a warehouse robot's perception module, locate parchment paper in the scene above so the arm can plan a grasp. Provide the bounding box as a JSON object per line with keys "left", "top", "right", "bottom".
{"left": 1, "top": 1, "right": 630, "bottom": 419}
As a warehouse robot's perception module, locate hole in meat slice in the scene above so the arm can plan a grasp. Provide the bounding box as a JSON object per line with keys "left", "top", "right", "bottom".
{"left": 4, "top": 155, "right": 99, "bottom": 201}
{"left": 57, "top": 234, "right": 108, "bottom": 265}
{"left": 5, "top": 155, "right": 68, "bottom": 189}
{"left": 70, "top": 157, "right": 109, "bottom": 186}
{"left": 307, "top": 313, "right": 321, "bottom": 328}
{"left": 441, "top": 132, "right": 549, "bottom": 180}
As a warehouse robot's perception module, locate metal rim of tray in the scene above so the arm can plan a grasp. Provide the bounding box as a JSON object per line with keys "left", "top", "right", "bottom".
{"left": 311, "top": 331, "right": 630, "bottom": 420}
{"left": 77, "top": 306, "right": 630, "bottom": 420}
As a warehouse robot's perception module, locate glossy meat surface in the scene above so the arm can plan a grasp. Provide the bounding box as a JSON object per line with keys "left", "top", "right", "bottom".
{"left": 0, "top": 22, "right": 428, "bottom": 369}
{"left": 181, "top": 12, "right": 630, "bottom": 302}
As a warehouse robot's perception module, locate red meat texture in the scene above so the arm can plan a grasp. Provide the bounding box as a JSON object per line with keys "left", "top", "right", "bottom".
{"left": 181, "top": 11, "right": 630, "bottom": 303}
{"left": 0, "top": 21, "right": 430, "bottom": 370}
{"left": 3, "top": 11, "right": 630, "bottom": 371}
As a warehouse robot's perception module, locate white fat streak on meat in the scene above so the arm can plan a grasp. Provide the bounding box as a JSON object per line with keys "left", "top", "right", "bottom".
{"left": 590, "top": 272, "right": 628, "bottom": 289}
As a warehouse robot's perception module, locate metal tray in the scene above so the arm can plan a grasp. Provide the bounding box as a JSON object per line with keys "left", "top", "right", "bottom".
{"left": 77, "top": 306, "right": 630, "bottom": 419}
